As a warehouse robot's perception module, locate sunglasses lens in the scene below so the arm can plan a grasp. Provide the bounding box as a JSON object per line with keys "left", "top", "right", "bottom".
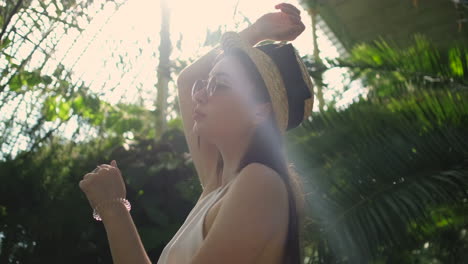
{"left": 192, "top": 80, "right": 204, "bottom": 97}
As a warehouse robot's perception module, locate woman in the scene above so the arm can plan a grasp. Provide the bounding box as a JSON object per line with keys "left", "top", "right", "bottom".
{"left": 79, "top": 2, "right": 313, "bottom": 264}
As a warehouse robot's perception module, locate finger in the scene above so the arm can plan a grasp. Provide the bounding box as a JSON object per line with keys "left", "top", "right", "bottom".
{"left": 285, "top": 25, "right": 305, "bottom": 41}
{"left": 293, "top": 23, "right": 306, "bottom": 36}
{"left": 84, "top": 172, "right": 95, "bottom": 180}
{"left": 288, "top": 14, "right": 302, "bottom": 25}
{"left": 281, "top": 8, "right": 300, "bottom": 20}
{"left": 277, "top": 3, "right": 301, "bottom": 15}
{"left": 276, "top": 3, "right": 301, "bottom": 16}
{"left": 94, "top": 166, "right": 110, "bottom": 176}
{"left": 294, "top": 23, "right": 306, "bottom": 34}
{"left": 79, "top": 179, "right": 88, "bottom": 191}
{"left": 99, "top": 165, "right": 120, "bottom": 177}
{"left": 111, "top": 160, "right": 118, "bottom": 168}
{"left": 98, "top": 164, "right": 112, "bottom": 169}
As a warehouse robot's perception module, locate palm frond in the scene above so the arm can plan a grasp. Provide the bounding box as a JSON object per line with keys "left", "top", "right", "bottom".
{"left": 288, "top": 88, "right": 468, "bottom": 263}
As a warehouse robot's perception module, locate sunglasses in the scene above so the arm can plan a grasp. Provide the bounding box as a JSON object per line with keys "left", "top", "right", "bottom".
{"left": 191, "top": 75, "right": 230, "bottom": 98}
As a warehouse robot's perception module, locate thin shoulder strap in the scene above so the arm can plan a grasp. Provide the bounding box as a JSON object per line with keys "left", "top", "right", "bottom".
{"left": 213, "top": 178, "right": 237, "bottom": 202}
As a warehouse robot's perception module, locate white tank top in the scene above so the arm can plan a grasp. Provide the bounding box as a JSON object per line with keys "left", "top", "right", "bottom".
{"left": 157, "top": 179, "right": 236, "bottom": 264}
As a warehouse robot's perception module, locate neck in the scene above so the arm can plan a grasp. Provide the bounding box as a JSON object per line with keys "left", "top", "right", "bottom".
{"left": 216, "top": 130, "right": 252, "bottom": 187}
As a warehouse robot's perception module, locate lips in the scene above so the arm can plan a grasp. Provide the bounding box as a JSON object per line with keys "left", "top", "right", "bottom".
{"left": 193, "top": 108, "right": 206, "bottom": 120}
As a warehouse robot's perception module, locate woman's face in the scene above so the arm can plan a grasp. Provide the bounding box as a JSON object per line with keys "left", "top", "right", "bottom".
{"left": 191, "top": 55, "right": 271, "bottom": 144}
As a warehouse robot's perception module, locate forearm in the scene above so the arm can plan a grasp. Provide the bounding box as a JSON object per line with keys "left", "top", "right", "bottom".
{"left": 176, "top": 24, "right": 264, "bottom": 87}
{"left": 100, "top": 202, "right": 152, "bottom": 264}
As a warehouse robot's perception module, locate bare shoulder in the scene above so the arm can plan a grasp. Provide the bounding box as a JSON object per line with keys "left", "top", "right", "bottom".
{"left": 226, "top": 162, "right": 289, "bottom": 218}
{"left": 234, "top": 162, "right": 287, "bottom": 195}
{"left": 190, "top": 162, "right": 289, "bottom": 263}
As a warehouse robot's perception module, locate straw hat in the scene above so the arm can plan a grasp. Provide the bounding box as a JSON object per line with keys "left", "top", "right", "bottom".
{"left": 220, "top": 31, "right": 314, "bottom": 134}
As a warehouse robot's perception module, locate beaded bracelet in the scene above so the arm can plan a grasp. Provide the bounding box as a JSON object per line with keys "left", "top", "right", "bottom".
{"left": 92, "top": 197, "right": 131, "bottom": 221}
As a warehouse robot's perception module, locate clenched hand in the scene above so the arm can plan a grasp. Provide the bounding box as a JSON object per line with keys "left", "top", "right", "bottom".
{"left": 79, "top": 160, "right": 126, "bottom": 211}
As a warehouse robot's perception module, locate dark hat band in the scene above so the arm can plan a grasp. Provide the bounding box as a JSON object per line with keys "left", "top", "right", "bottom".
{"left": 256, "top": 44, "right": 312, "bottom": 130}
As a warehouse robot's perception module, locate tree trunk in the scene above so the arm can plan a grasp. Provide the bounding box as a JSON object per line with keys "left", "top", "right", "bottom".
{"left": 154, "top": 0, "right": 171, "bottom": 140}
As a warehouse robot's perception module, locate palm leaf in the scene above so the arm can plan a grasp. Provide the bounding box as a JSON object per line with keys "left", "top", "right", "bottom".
{"left": 288, "top": 87, "right": 468, "bottom": 263}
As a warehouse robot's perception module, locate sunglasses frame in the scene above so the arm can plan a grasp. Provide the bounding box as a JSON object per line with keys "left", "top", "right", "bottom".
{"left": 191, "top": 75, "right": 218, "bottom": 98}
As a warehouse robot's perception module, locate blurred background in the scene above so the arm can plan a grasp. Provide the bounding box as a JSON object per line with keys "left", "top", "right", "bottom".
{"left": 0, "top": 0, "right": 467, "bottom": 263}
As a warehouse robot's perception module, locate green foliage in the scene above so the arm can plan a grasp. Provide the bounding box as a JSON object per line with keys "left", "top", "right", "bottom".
{"left": 289, "top": 36, "right": 468, "bottom": 263}
{"left": 0, "top": 127, "right": 200, "bottom": 263}
{"left": 328, "top": 35, "right": 468, "bottom": 100}
{"left": 6, "top": 70, "right": 49, "bottom": 92}
{"left": 287, "top": 87, "right": 468, "bottom": 263}
{"left": 289, "top": 33, "right": 468, "bottom": 263}
{"left": 0, "top": 0, "right": 121, "bottom": 160}
{"left": 0, "top": 1, "right": 198, "bottom": 262}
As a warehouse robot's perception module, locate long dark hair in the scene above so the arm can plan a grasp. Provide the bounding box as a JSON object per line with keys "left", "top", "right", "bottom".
{"left": 208, "top": 48, "right": 306, "bottom": 264}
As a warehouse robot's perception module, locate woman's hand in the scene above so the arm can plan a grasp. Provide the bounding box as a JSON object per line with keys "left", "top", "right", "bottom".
{"left": 253, "top": 3, "right": 306, "bottom": 42}
{"left": 79, "top": 161, "right": 151, "bottom": 264}
{"left": 79, "top": 160, "right": 126, "bottom": 211}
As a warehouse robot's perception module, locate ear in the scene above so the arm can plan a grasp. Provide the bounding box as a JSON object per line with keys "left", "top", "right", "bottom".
{"left": 253, "top": 102, "right": 272, "bottom": 125}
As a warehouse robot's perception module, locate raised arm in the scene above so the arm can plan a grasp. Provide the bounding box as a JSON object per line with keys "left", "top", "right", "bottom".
{"left": 176, "top": 25, "right": 264, "bottom": 196}
{"left": 176, "top": 2, "right": 304, "bottom": 196}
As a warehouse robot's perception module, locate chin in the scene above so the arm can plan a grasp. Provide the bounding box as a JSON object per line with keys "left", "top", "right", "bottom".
{"left": 192, "top": 121, "right": 201, "bottom": 133}
{"left": 192, "top": 120, "right": 207, "bottom": 136}
{"left": 192, "top": 121, "right": 219, "bottom": 142}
